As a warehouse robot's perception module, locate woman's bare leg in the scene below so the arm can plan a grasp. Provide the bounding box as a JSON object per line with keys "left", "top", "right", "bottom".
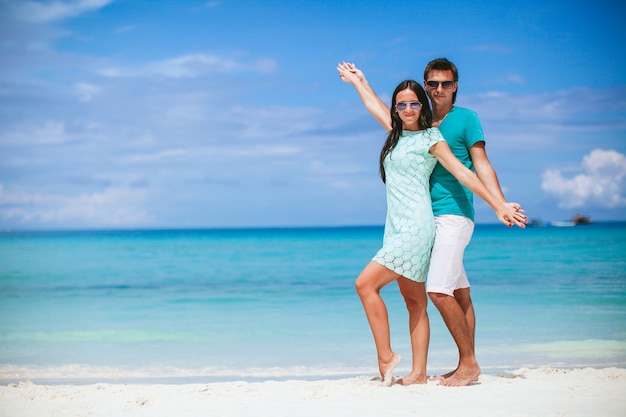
{"left": 396, "top": 277, "right": 430, "bottom": 385}
{"left": 355, "top": 261, "right": 402, "bottom": 384}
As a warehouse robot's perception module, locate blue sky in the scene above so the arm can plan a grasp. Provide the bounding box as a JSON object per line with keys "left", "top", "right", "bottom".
{"left": 1, "top": 0, "right": 625, "bottom": 230}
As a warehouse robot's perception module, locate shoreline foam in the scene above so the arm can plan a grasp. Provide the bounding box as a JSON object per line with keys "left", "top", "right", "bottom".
{"left": 2, "top": 360, "right": 626, "bottom": 385}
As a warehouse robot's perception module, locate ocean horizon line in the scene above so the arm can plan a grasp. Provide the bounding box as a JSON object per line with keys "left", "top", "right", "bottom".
{"left": 3, "top": 220, "right": 626, "bottom": 234}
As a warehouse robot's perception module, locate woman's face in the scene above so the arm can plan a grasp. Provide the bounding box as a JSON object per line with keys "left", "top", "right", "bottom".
{"left": 395, "top": 88, "right": 422, "bottom": 130}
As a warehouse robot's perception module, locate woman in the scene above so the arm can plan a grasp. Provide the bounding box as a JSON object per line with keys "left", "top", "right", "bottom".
{"left": 338, "top": 64, "right": 523, "bottom": 386}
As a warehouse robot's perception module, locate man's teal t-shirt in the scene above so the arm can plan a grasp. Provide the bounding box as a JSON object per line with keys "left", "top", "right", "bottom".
{"left": 430, "top": 106, "right": 485, "bottom": 221}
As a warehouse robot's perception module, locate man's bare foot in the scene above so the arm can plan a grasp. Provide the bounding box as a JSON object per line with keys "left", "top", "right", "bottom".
{"left": 396, "top": 372, "right": 427, "bottom": 385}
{"left": 380, "top": 352, "right": 401, "bottom": 387}
{"left": 439, "top": 364, "right": 481, "bottom": 387}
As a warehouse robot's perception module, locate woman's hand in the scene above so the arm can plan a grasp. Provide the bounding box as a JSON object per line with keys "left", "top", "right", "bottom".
{"left": 337, "top": 62, "right": 365, "bottom": 85}
{"left": 336, "top": 62, "right": 391, "bottom": 131}
{"left": 497, "top": 203, "right": 528, "bottom": 228}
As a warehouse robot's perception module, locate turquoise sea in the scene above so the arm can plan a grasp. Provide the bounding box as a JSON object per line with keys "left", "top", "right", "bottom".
{"left": 0, "top": 223, "right": 625, "bottom": 383}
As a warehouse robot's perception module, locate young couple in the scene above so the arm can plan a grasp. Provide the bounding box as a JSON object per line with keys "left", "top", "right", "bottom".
{"left": 337, "top": 58, "right": 527, "bottom": 387}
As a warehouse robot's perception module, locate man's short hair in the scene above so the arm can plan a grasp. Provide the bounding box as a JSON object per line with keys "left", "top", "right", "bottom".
{"left": 424, "top": 58, "right": 459, "bottom": 104}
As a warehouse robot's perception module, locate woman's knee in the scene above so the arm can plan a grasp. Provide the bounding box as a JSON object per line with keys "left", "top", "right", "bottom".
{"left": 355, "top": 275, "right": 373, "bottom": 297}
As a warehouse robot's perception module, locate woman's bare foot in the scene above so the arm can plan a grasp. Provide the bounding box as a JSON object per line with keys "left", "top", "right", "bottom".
{"left": 380, "top": 352, "right": 401, "bottom": 387}
{"left": 396, "top": 372, "right": 427, "bottom": 385}
{"left": 428, "top": 368, "right": 456, "bottom": 382}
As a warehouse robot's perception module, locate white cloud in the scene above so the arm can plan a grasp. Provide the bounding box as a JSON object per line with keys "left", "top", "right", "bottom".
{"left": 119, "top": 149, "right": 189, "bottom": 164}
{"left": 11, "top": 0, "right": 113, "bottom": 23}
{"left": 0, "top": 184, "right": 53, "bottom": 205}
{"left": 230, "top": 105, "right": 327, "bottom": 140}
{"left": 462, "top": 86, "right": 626, "bottom": 151}
{"left": 74, "top": 82, "right": 101, "bottom": 102}
{"left": 506, "top": 73, "right": 524, "bottom": 84}
{"left": 113, "top": 25, "right": 135, "bottom": 34}
{"left": 119, "top": 145, "right": 300, "bottom": 164}
{"left": 0, "top": 121, "right": 69, "bottom": 145}
{"left": 541, "top": 149, "right": 626, "bottom": 209}
{"left": 99, "top": 54, "right": 278, "bottom": 79}
{"left": 0, "top": 184, "right": 151, "bottom": 227}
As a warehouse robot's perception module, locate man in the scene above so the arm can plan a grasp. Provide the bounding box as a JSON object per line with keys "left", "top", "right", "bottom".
{"left": 337, "top": 58, "right": 526, "bottom": 386}
{"left": 421, "top": 58, "right": 525, "bottom": 386}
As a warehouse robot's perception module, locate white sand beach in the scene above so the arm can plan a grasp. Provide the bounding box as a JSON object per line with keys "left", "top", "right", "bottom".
{"left": 1, "top": 367, "right": 625, "bottom": 417}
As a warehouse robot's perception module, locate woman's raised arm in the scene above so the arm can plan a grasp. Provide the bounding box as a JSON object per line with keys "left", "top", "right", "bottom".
{"left": 337, "top": 62, "right": 392, "bottom": 132}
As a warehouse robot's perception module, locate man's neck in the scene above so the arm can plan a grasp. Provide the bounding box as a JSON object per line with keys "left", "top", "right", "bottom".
{"left": 432, "top": 103, "right": 453, "bottom": 127}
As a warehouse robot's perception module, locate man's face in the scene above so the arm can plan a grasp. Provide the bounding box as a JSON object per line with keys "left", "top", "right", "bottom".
{"left": 424, "top": 70, "right": 457, "bottom": 108}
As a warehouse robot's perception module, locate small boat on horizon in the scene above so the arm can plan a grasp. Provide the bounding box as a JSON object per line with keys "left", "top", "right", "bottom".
{"left": 572, "top": 214, "right": 592, "bottom": 225}
{"left": 549, "top": 220, "right": 576, "bottom": 227}
{"left": 549, "top": 214, "right": 592, "bottom": 227}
